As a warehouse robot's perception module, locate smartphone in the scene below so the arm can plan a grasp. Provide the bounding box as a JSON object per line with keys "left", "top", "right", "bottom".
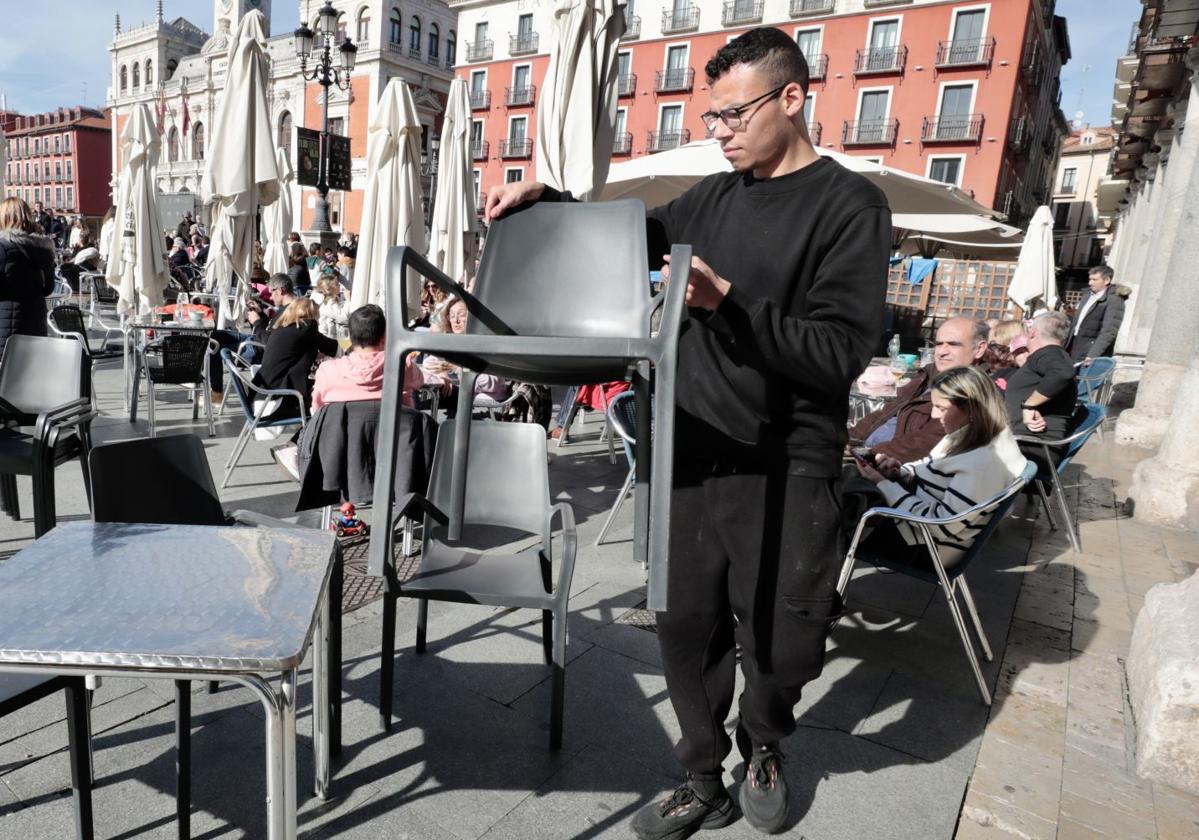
{"left": 851, "top": 446, "right": 876, "bottom": 465}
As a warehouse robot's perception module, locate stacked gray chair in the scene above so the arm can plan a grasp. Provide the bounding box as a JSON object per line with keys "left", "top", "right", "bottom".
{"left": 368, "top": 199, "right": 690, "bottom": 611}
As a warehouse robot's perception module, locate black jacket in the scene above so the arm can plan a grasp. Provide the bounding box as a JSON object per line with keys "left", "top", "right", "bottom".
{"left": 1068, "top": 287, "right": 1126, "bottom": 361}
{"left": 253, "top": 320, "right": 339, "bottom": 417}
{"left": 0, "top": 230, "right": 56, "bottom": 353}
{"left": 1006, "top": 344, "right": 1077, "bottom": 439}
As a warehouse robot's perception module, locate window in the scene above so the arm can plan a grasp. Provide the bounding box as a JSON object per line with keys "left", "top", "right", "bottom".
{"left": 446, "top": 31, "right": 456, "bottom": 64}
{"left": 865, "top": 19, "right": 900, "bottom": 71}
{"left": 33, "top": 188, "right": 40, "bottom": 203}
{"left": 410, "top": 16, "right": 421, "bottom": 52}
{"left": 615, "top": 108, "right": 628, "bottom": 136}
{"left": 856, "top": 89, "right": 890, "bottom": 141}
{"left": 167, "top": 58, "right": 178, "bottom": 79}
{"left": 279, "top": 111, "right": 293, "bottom": 156}
{"left": 948, "top": 9, "right": 986, "bottom": 63}
{"left": 54, "top": 187, "right": 62, "bottom": 208}
{"left": 34, "top": 138, "right": 41, "bottom": 155}
{"left": 329, "top": 117, "right": 345, "bottom": 137}
{"left": 120, "top": 65, "right": 128, "bottom": 92}
{"left": 936, "top": 83, "right": 974, "bottom": 139}
{"left": 54, "top": 135, "right": 61, "bottom": 153}
{"left": 33, "top": 163, "right": 39, "bottom": 181}
{"left": 470, "top": 70, "right": 486, "bottom": 94}
{"left": 429, "top": 23, "right": 439, "bottom": 58}
{"left": 508, "top": 116, "right": 527, "bottom": 143}
{"left": 63, "top": 134, "right": 70, "bottom": 153}
{"left": 168, "top": 127, "right": 179, "bottom": 163}
{"left": 193, "top": 123, "right": 205, "bottom": 161}
{"left": 1081, "top": 134, "right": 1093, "bottom": 146}
{"left": 513, "top": 64, "right": 531, "bottom": 92}
{"left": 474, "top": 21, "right": 488, "bottom": 43}
{"left": 473, "top": 169, "right": 481, "bottom": 205}
{"left": 132, "top": 62, "right": 140, "bottom": 88}
{"left": 659, "top": 104, "right": 683, "bottom": 133}
{"left": 54, "top": 162, "right": 62, "bottom": 180}
{"left": 336, "top": 13, "right": 348, "bottom": 43}
{"left": 618, "top": 51, "right": 632, "bottom": 79}
{"left": 390, "top": 8, "right": 402, "bottom": 43}
{"left": 517, "top": 13, "right": 533, "bottom": 37}
{"left": 795, "top": 28, "right": 821, "bottom": 61}
{"left": 357, "top": 9, "right": 371, "bottom": 44}
{"left": 928, "top": 156, "right": 963, "bottom": 186}
{"left": 145, "top": 59, "right": 153, "bottom": 86}
{"left": 505, "top": 168, "right": 524, "bottom": 183}
{"left": 469, "top": 119, "right": 484, "bottom": 155}
{"left": 1061, "top": 167, "right": 1078, "bottom": 192}
{"left": 65, "top": 187, "right": 73, "bottom": 208}
{"left": 804, "top": 93, "right": 815, "bottom": 123}
{"left": 66, "top": 161, "right": 72, "bottom": 180}
{"left": 1053, "top": 202, "right": 1071, "bottom": 229}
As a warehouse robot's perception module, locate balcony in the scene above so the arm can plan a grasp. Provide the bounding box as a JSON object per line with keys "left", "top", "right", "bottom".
{"left": 617, "top": 73, "right": 637, "bottom": 97}
{"left": 648, "top": 129, "right": 690, "bottom": 153}
{"left": 470, "top": 89, "right": 491, "bottom": 110}
{"left": 854, "top": 45, "right": 907, "bottom": 75}
{"left": 722, "top": 0, "right": 763, "bottom": 26}
{"left": 921, "top": 114, "right": 983, "bottom": 143}
{"left": 499, "top": 138, "right": 533, "bottom": 159}
{"left": 426, "top": 52, "right": 441, "bottom": 66}
{"left": 613, "top": 132, "right": 633, "bottom": 155}
{"left": 1021, "top": 42, "right": 1043, "bottom": 87}
{"left": 807, "top": 54, "right": 828, "bottom": 80}
{"left": 655, "top": 67, "right": 695, "bottom": 93}
{"left": 789, "top": 0, "right": 834, "bottom": 17}
{"left": 1009, "top": 117, "right": 1030, "bottom": 156}
{"left": 510, "top": 32, "right": 539, "bottom": 56}
{"left": 471, "top": 141, "right": 489, "bottom": 161}
{"left": 863, "top": 0, "right": 915, "bottom": 7}
{"left": 466, "top": 39, "right": 493, "bottom": 62}
{"left": 1056, "top": 182, "right": 1077, "bottom": 197}
{"left": 841, "top": 118, "right": 898, "bottom": 146}
{"left": 661, "top": 5, "right": 700, "bottom": 34}
{"left": 622, "top": 13, "right": 641, "bottom": 40}
{"left": 810, "top": 121, "right": 822, "bottom": 145}
{"left": 936, "top": 37, "right": 996, "bottom": 68}
{"left": 408, "top": 45, "right": 421, "bottom": 60}
{"left": 505, "top": 85, "right": 536, "bottom": 107}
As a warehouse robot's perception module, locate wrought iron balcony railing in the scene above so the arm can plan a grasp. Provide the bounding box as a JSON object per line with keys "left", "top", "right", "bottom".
{"left": 648, "top": 129, "right": 690, "bottom": 153}
{"left": 854, "top": 45, "right": 908, "bottom": 74}
{"left": 921, "top": 114, "right": 984, "bottom": 143}
{"left": 499, "top": 138, "right": 533, "bottom": 158}
{"left": 807, "top": 54, "right": 828, "bottom": 79}
{"left": 470, "top": 89, "right": 491, "bottom": 110}
{"left": 936, "top": 37, "right": 996, "bottom": 68}
{"left": 655, "top": 67, "right": 695, "bottom": 93}
{"left": 622, "top": 13, "right": 641, "bottom": 39}
{"left": 841, "top": 118, "right": 899, "bottom": 146}
{"left": 618, "top": 73, "right": 637, "bottom": 97}
{"left": 505, "top": 85, "right": 537, "bottom": 107}
{"left": 470, "top": 140, "right": 489, "bottom": 161}
{"left": 662, "top": 5, "right": 701, "bottom": 34}
{"left": 790, "top": 0, "right": 834, "bottom": 16}
{"left": 510, "top": 32, "right": 539, "bottom": 56}
{"left": 722, "top": 0, "right": 763, "bottom": 26}
{"left": 466, "top": 39, "right": 493, "bottom": 62}
{"left": 613, "top": 132, "right": 633, "bottom": 155}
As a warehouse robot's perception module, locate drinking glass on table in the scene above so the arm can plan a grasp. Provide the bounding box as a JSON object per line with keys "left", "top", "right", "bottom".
{"left": 889, "top": 356, "right": 909, "bottom": 384}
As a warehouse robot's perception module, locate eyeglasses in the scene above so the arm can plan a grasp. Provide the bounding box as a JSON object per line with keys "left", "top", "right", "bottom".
{"left": 700, "top": 85, "right": 787, "bottom": 132}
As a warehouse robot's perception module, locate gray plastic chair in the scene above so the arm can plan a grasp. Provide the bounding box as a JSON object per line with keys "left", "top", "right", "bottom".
{"left": 370, "top": 199, "right": 690, "bottom": 610}
{"left": 380, "top": 420, "right": 577, "bottom": 748}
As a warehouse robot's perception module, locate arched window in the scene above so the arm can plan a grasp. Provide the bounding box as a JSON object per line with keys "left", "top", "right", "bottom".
{"left": 145, "top": 59, "right": 153, "bottom": 86}
{"left": 278, "top": 111, "right": 293, "bottom": 157}
{"left": 428, "top": 23, "right": 439, "bottom": 59}
{"left": 132, "top": 62, "right": 140, "bottom": 89}
{"left": 336, "top": 13, "right": 348, "bottom": 42}
{"left": 357, "top": 8, "right": 371, "bottom": 44}
{"left": 446, "top": 31, "right": 456, "bottom": 65}
{"left": 192, "top": 123, "right": 205, "bottom": 161}
{"left": 409, "top": 16, "right": 421, "bottom": 53}
{"left": 166, "top": 58, "right": 178, "bottom": 80}
{"left": 167, "top": 127, "right": 179, "bottom": 163}
{"left": 119, "top": 65, "right": 127, "bottom": 92}
{"left": 390, "top": 8, "right": 402, "bottom": 44}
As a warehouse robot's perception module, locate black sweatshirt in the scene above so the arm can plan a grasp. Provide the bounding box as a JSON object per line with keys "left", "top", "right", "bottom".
{"left": 1005, "top": 344, "right": 1077, "bottom": 438}
{"left": 546, "top": 158, "right": 889, "bottom": 476}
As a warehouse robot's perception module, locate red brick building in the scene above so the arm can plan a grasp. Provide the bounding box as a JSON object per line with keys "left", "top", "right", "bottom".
{"left": 5, "top": 107, "right": 114, "bottom": 221}
{"left": 452, "top": 0, "right": 1071, "bottom": 226}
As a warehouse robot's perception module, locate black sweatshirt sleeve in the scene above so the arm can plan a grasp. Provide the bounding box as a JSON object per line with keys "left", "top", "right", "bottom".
{"left": 1032, "top": 347, "right": 1076, "bottom": 399}
{"left": 698, "top": 204, "right": 891, "bottom": 394}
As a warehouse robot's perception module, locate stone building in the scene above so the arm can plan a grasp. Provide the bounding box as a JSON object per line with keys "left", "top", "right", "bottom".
{"left": 1050, "top": 125, "right": 1117, "bottom": 289}
{"left": 106, "top": 0, "right": 458, "bottom": 234}
{"left": 3, "top": 107, "right": 114, "bottom": 221}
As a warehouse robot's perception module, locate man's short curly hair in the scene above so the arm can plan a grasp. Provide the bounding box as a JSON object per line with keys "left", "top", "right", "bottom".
{"left": 704, "top": 27, "right": 809, "bottom": 92}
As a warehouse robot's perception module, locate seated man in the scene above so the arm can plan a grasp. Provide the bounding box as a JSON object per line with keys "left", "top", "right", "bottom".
{"left": 208, "top": 274, "right": 296, "bottom": 405}
{"left": 1005, "top": 311, "right": 1077, "bottom": 458}
{"left": 849, "top": 316, "right": 989, "bottom": 462}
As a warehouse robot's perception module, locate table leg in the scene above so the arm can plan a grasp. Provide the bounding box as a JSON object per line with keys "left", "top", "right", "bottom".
{"left": 329, "top": 553, "right": 342, "bottom": 756}
{"left": 312, "top": 605, "right": 330, "bottom": 800}
{"left": 280, "top": 669, "right": 298, "bottom": 840}
{"left": 174, "top": 680, "right": 191, "bottom": 840}
{"left": 239, "top": 674, "right": 286, "bottom": 840}
{"left": 129, "top": 350, "right": 142, "bottom": 425}
{"left": 64, "top": 678, "right": 95, "bottom": 840}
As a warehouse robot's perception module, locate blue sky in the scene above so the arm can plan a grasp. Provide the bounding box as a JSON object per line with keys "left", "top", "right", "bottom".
{"left": 2, "top": 0, "right": 1142, "bottom": 129}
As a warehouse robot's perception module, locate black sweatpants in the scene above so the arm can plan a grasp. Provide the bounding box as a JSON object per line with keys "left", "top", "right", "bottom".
{"left": 657, "top": 421, "right": 845, "bottom": 777}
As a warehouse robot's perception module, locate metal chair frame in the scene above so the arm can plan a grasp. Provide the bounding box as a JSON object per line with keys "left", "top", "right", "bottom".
{"left": 219, "top": 349, "right": 309, "bottom": 488}
{"left": 131, "top": 333, "right": 217, "bottom": 438}
{"left": 836, "top": 461, "right": 1037, "bottom": 705}
{"left": 595, "top": 391, "right": 637, "bottom": 549}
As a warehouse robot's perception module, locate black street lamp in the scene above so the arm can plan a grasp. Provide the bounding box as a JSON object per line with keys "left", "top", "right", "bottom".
{"left": 294, "top": 0, "right": 357, "bottom": 233}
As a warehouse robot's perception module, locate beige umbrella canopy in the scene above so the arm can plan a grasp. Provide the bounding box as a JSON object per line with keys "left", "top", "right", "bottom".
{"left": 350, "top": 78, "right": 425, "bottom": 320}
{"left": 535, "top": 0, "right": 626, "bottom": 201}
{"left": 105, "top": 103, "right": 169, "bottom": 316}
{"left": 262, "top": 147, "right": 294, "bottom": 276}
{"left": 201, "top": 10, "right": 279, "bottom": 327}
{"left": 428, "top": 78, "right": 478, "bottom": 286}
{"left": 1007, "top": 205, "right": 1058, "bottom": 313}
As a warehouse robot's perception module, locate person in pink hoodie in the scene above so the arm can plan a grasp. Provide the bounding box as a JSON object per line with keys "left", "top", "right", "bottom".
{"left": 311, "top": 304, "right": 423, "bottom": 410}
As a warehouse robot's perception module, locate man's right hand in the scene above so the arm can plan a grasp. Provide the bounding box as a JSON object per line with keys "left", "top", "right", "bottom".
{"left": 484, "top": 181, "right": 546, "bottom": 222}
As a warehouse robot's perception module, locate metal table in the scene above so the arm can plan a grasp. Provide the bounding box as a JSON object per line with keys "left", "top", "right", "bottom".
{"left": 125, "top": 320, "right": 217, "bottom": 431}
{"left": 0, "top": 522, "right": 341, "bottom": 840}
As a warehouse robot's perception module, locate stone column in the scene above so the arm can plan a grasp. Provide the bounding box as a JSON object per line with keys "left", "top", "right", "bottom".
{"left": 1115, "top": 142, "right": 1199, "bottom": 448}
{"left": 1129, "top": 348, "right": 1199, "bottom": 528}
{"left": 1112, "top": 183, "right": 1152, "bottom": 353}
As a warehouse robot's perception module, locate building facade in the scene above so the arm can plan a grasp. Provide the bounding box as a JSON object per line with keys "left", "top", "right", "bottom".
{"left": 1051, "top": 124, "right": 1116, "bottom": 275}
{"left": 4, "top": 107, "right": 114, "bottom": 220}
{"left": 107, "top": 0, "right": 459, "bottom": 235}
{"left": 451, "top": 0, "right": 1070, "bottom": 222}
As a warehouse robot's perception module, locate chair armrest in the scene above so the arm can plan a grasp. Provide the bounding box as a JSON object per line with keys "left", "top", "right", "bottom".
{"left": 1014, "top": 419, "right": 1101, "bottom": 449}
{"left": 33, "top": 398, "right": 96, "bottom": 443}
{"left": 227, "top": 510, "right": 303, "bottom": 528}
{"left": 391, "top": 492, "right": 449, "bottom": 529}
{"left": 648, "top": 243, "right": 692, "bottom": 344}
{"left": 542, "top": 502, "right": 578, "bottom": 598}
{"left": 237, "top": 378, "right": 311, "bottom": 425}
{"left": 236, "top": 339, "right": 266, "bottom": 357}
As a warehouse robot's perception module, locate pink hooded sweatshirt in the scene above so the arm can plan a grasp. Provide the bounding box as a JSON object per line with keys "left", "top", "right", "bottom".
{"left": 311, "top": 350, "right": 422, "bottom": 410}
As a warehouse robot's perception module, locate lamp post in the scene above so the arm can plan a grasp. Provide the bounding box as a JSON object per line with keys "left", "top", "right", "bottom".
{"left": 293, "top": 1, "right": 357, "bottom": 233}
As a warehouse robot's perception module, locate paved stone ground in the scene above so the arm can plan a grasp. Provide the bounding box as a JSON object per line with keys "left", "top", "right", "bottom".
{"left": 0, "top": 355, "right": 1195, "bottom": 838}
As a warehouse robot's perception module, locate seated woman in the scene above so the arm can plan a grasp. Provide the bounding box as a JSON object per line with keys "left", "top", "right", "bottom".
{"left": 984, "top": 319, "right": 1030, "bottom": 391}
{"left": 852, "top": 365, "right": 1028, "bottom": 569}
{"left": 420, "top": 298, "right": 510, "bottom": 409}
{"left": 311, "top": 275, "right": 350, "bottom": 342}
{"left": 253, "top": 298, "right": 339, "bottom": 424}
{"left": 167, "top": 237, "right": 191, "bottom": 269}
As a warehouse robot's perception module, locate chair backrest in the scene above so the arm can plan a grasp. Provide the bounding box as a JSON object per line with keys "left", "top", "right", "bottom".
{"left": 428, "top": 420, "right": 550, "bottom": 535}
{"left": 463, "top": 200, "right": 654, "bottom": 339}
{"left": 49, "top": 305, "right": 92, "bottom": 352}
{"left": 605, "top": 390, "right": 637, "bottom": 466}
{"left": 954, "top": 461, "right": 1038, "bottom": 571}
{"left": 151, "top": 333, "right": 210, "bottom": 385}
{"left": 0, "top": 335, "right": 87, "bottom": 417}
{"left": 1077, "top": 357, "right": 1115, "bottom": 400}
{"left": 221, "top": 349, "right": 256, "bottom": 420}
{"left": 89, "top": 434, "right": 227, "bottom": 526}
{"left": 1060, "top": 402, "right": 1106, "bottom": 467}
{"left": 91, "top": 273, "right": 119, "bottom": 304}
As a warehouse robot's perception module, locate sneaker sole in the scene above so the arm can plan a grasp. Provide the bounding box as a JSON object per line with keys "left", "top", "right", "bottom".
{"left": 738, "top": 783, "right": 788, "bottom": 835}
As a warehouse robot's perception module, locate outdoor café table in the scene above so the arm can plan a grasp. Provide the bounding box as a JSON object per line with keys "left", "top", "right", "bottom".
{"left": 125, "top": 317, "right": 216, "bottom": 424}
{"left": 0, "top": 521, "right": 341, "bottom": 840}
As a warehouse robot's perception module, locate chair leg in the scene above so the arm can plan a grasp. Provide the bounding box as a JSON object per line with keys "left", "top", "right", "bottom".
{"left": 549, "top": 608, "right": 567, "bottom": 750}
{"left": 401, "top": 518, "right": 414, "bottom": 557}
{"left": 595, "top": 465, "right": 635, "bottom": 547}
{"left": 415, "top": 599, "right": 429, "bottom": 653}
{"left": 33, "top": 466, "right": 55, "bottom": 538}
{"left": 541, "top": 610, "right": 553, "bottom": 665}
{"left": 379, "top": 590, "right": 396, "bottom": 732}
{"left": 148, "top": 382, "right": 157, "bottom": 438}
{"left": 206, "top": 682, "right": 218, "bottom": 694}
{"left": 1034, "top": 480, "right": 1058, "bottom": 530}
{"left": 220, "top": 420, "right": 256, "bottom": 489}
{"left": 64, "top": 678, "right": 95, "bottom": 840}
{"left": 1, "top": 473, "right": 17, "bottom": 521}
{"left": 1051, "top": 471, "right": 1082, "bottom": 553}
{"left": 941, "top": 583, "right": 992, "bottom": 706}
{"left": 174, "top": 680, "right": 191, "bottom": 840}
{"left": 956, "top": 577, "right": 993, "bottom": 662}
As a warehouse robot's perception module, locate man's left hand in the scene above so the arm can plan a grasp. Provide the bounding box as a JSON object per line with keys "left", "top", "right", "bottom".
{"left": 661, "top": 254, "right": 730, "bottom": 311}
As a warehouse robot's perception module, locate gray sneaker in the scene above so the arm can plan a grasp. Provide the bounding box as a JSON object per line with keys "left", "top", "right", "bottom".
{"left": 738, "top": 744, "right": 788, "bottom": 834}
{"left": 631, "top": 778, "right": 736, "bottom": 840}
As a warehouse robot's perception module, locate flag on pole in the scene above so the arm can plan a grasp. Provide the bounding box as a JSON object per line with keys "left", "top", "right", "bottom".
{"left": 181, "top": 87, "right": 190, "bottom": 136}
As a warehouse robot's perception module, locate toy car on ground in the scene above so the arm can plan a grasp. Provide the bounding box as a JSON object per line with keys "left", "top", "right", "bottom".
{"left": 332, "top": 502, "right": 369, "bottom": 538}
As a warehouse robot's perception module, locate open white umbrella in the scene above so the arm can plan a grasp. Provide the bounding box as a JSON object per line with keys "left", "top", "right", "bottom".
{"left": 262, "top": 146, "right": 294, "bottom": 276}
{"left": 535, "top": 0, "right": 626, "bottom": 201}
{"left": 1007, "top": 205, "right": 1057, "bottom": 313}
{"left": 350, "top": 78, "right": 425, "bottom": 319}
{"left": 603, "top": 138, "right": 1000, "bottom": 217}
{"left": 428, "top": 78, "right": 477, "bottom": 285}
{"left": 201, "top": 10, "right": 279, "bottom": 327}
{"left": 105, "top": 103, "right": 169, "bottom": 316}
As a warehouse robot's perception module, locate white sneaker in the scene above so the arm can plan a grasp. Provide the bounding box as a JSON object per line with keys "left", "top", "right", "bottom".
{"left": 271, "top": 443, "right": 301, "bottom": 481}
